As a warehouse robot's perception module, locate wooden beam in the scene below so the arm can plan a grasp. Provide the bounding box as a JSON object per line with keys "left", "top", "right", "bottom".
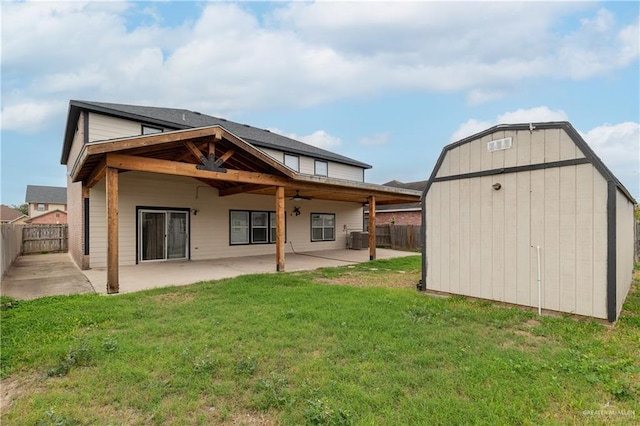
{"left": 368, "top": 196, "right": 376, "bottom": 261}
{"left": 276, "top": 186, "right": 285, "bottom": 272}
{"left": 219, "top": 184, "right": 269, "bottom": 197}
{"left": 208, "top": 141, "right": 216, "bottom": 157}
{"left": 184, "top": 141, "right": 206, "bottom": 163}
{"left": 106, "top": 167, "right": 119, "bottom": 294}
{"left": 214, "top": 149, "right": 235, "bottom": 167}
{"left": 85, "top": 157, "right": 107, "bottom": 188}
{"left": 106, "top": 153, "right": 290, "bottom": 186}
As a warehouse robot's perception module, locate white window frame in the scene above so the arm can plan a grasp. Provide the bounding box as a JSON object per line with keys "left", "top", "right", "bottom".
{"left": 284, "top": 154, "right": 300, "bottom": 172}
{"left": 230, "top": 210, "right": 282, "bottom": 245}
{"left": 311, "top": 213, "right": 335, "bottom": 242}
{"left": 230, "top": 211, "right": 250, "bottom": 245}
{"left": 314, "top": 160, "right": 328, "bottom": 176}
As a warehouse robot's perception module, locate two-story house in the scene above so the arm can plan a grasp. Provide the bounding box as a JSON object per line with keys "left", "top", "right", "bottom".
{"left": 25, "top": 185, "right": 68, "bottom": 224}
{"left": 60, "top": 101, "right": 421, "bottom": 293}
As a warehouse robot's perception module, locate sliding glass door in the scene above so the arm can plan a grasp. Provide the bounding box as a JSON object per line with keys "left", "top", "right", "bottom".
{"left": 139, "top": 209, "right": 189, "bottom": 262}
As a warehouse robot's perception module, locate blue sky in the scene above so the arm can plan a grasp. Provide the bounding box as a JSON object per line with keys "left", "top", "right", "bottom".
{"left": 1, "top": 1, "right": 638, "bottom": 206}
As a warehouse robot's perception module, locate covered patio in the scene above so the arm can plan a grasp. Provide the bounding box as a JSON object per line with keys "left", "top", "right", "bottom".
{"left": 70, "top": 126, "right": 421, "bottom": 293}
{"left": 83, "top": 248, "right": 417, "bottom": 295}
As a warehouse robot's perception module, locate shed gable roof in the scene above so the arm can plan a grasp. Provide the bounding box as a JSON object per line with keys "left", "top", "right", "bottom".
{"left": 25, "top": 185, "right": 67, "bottom": 204}
{"left": 61, "top": 100, "right": 372, "bottom": 170}
{"left": 423, "top": 121, "right": 636, "bottom": 204}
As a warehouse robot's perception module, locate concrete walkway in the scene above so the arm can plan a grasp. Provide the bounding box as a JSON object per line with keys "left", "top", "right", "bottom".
{"left": 1, "top": 253, "right": 95, "bottom": 300}
{"left": 85, "top": 248, "right": 417, "bottom": 295}
{"left": 0, "top": 249, "right": 418, "bottom": 299}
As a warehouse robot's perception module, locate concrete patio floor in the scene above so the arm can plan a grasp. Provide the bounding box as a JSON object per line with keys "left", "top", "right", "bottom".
{"left": 84, "top": 248, "right": 417, "bottom": 294}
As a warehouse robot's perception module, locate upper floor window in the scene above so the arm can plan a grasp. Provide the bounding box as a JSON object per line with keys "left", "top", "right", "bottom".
{"left": 314, "top": 160, "right": 328, "bottom": 176}
{"left": 284, "top": 154, "right": 299, "bottom": 172}
{"left": 37, "top": 203, "right": 46, "bottom": 211}
{"left": 142, "top": 125, "right": 163, "bottom": 135}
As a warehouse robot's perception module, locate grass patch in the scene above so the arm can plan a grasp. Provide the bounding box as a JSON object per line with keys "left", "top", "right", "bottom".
{"left": 1, "top": 257, "right": 639, "bottom": 424}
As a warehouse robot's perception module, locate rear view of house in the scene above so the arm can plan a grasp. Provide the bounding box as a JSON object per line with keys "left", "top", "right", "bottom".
{"left": 422, "top": 122, "right": 636, "bottom": 322}
{"left": 61, "top": 101, "right": 421, "bottom": 293}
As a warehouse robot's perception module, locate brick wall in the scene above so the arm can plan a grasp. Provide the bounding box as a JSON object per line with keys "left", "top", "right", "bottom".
{"left": 376, "top": 211, "right": 421, "bottom": 226}
{"left": 29, "top": 211, "right": 67, "bottom": 224}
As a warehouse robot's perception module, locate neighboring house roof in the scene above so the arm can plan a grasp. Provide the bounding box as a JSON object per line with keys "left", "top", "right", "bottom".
{"left": 25, "top": 185, "right": 67, "bottom": 204}
{"left": 0, "top": 205, "right": 25, "bottom": 222}
{"left": 61, "top": 100, "right": 372, "bottom": 170}
{"left": 368, "top": 180, "right": 428, "bottom": 212}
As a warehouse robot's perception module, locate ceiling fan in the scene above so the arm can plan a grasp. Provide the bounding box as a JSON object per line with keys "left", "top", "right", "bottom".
{"left": 290, "top": 190, "right": 312, "bottom": 201}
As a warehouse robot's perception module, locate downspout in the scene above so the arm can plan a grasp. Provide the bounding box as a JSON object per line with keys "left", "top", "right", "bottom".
{"left": 536, "top": 245, "right": 542, "bottom": 316}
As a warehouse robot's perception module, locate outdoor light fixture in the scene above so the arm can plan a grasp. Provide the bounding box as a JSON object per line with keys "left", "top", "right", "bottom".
{"left": 192, "top": 209, "right": 199, "bottom": 215}
{"left": 492, "top": 183, "right": 502, "bottom": 190}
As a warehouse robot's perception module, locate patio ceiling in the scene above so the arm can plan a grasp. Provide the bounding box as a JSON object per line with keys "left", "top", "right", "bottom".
{"left": 71, "top": 126, "right": 422, "bottom": 205}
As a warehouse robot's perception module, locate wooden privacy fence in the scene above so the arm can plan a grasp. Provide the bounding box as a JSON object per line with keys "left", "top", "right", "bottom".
{"left": 1, "top": 224, "right": 23, "bottom": 277}
{"left": 22, "top": 224, "right": 68, "bottom": 254}
{"left": 376, "top": 224, "right": 422, "bottom": 251}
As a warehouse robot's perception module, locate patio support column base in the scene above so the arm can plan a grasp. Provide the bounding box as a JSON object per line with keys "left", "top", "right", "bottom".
{"left": 275, "top": 186, "right": 285, "bottom": 272}
{"left": 368, "top": 195, "right": 376, "bottom": 260}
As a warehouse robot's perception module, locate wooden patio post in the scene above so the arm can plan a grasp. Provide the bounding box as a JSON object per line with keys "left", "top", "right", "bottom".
{"left": 275, "top": 186, "right": 285, "bottom": 271}
{"left": 106, "top": 167, "right": 119, "bottom": 294}
{"left": 368, "top": 196, "right": 376, "bottom": 260}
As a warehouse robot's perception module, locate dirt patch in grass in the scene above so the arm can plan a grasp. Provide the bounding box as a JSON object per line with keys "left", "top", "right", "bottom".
{"left": 146, "top": 292, "right": 196, "bottom": 304}
{"left": 315, "top": 270, "right": 420, "bottom": 289}
{"left": 230, "top": 411, "right": 275, "bottom": 425}
{"left": 0, "top": 374, "right": 38, "bottom": 412}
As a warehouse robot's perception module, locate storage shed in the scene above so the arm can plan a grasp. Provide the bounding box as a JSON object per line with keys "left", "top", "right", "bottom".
{"left": 420, "top": 122, "right": 636, "bottom": 322}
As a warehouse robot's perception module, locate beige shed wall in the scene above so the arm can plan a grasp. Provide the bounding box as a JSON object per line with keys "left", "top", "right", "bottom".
{"left": 426, "top": 128, "right": 611, "bottom": 319}
{"left": 616, "top": 189, "right": 635, "bottom": 316}
{"left": 89, "top": 172, "right": 362, "bottom": 268}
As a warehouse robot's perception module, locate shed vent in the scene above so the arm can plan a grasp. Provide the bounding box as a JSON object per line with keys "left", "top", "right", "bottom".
{"left": 487, "top": 137, "right": 512, "bottom": 152}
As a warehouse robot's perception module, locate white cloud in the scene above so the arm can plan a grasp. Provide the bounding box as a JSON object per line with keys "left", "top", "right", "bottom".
{"left": 583, "top": 122, "right": 640, "bottom": 198}
{"left": 269, "top": 128, "right": 342, "bottom": 150}
{"left": 359, "top": 132, "right": 390, "bottom": 147}
{"left": 0, "top": 101, "right": 65, "bottom": 133}
{"left": 582, "top": 122, "right": 640, "bottom": 168}
{"left": 450, "top": 106, "right": 568, "bottom": 141}
{"left": 2, "top": 1, "right": 638, "bottom": 132}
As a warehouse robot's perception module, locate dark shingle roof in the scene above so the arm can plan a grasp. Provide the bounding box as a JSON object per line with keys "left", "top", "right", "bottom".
{"left": 62, "top": 100, "right": 371, "bottom": 169}
{"left": 25, "top": 185, "right": 67, "bottom": 204}
{"left": 382, "top": 180, "right": 428, "bottom": 191}
{"left": 372, "top": 180, "right": 428, "bottom": 212}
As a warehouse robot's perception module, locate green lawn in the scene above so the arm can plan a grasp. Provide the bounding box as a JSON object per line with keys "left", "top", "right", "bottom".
{"left": 1, "top": 256, "right": 638, "bottom": 425}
